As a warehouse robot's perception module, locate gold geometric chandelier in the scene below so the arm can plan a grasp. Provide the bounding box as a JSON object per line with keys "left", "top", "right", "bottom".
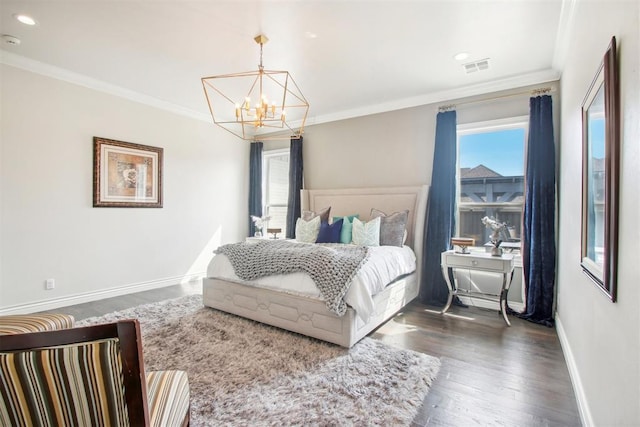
{"left": 201, "top": 34, "right": 309, "bottom": 141}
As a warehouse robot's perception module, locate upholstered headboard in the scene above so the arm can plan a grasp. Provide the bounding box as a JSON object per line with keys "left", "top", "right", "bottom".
{"left": 301, "top": 186, "right": 429, "bottom": 283}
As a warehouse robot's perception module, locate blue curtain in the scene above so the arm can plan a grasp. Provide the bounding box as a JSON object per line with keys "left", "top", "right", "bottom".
{"left": 248, "top": 141, "right": 263, "bottom": 237}
{"left": 286, "top": 136, "right": 304, "bottom": 238}
{"left": 520, "top": 95, "right": 556, "bottom": 326}
{"left": 420, "top": 110, "right": 457, "bottom": 306}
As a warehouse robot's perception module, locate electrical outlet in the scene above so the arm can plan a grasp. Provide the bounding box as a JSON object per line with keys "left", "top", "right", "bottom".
{"left": 45, "top": 279, "right": 55, "bottom": 290}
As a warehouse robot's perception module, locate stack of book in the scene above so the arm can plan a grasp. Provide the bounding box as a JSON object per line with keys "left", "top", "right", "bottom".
{"left": 451, "top": 237, "right": 475, "bottom": 254}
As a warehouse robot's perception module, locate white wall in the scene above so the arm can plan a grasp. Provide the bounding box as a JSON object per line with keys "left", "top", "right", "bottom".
{"left": 299, "top": 106, "right": 438, "bottom": 189}
{"left": 0, "top": 65, "right": 248, "bottom": 313}
{"left": 291, "top": 84, "right": 550, "bottom": 189}
{"left": 556, "top": 1, "right": 639, "bottom": 425}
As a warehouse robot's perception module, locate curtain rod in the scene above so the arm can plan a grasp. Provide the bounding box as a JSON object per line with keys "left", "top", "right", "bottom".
{"left": 438, "top": 86, "right": 554, "bottom": 112}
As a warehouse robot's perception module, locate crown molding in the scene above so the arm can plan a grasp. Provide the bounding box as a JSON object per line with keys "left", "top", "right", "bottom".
{"left": 0, "top": 50, "right": 211, "bottom": 123}
{"left": 1, "top": 50, "right": 560, "bottom": 129}
{"left": 308, "top": 68, "right": 561, "bottom": 126}
{"left": 552, "top": 0, "right": 578, "bottom": 73}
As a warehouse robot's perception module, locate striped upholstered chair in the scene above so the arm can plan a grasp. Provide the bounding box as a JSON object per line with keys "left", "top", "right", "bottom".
{"left": 0, "top": 313, "right": 75, "bottom": 335}
{"left": 0, "top": 319, "right": 190, "bottom": 426}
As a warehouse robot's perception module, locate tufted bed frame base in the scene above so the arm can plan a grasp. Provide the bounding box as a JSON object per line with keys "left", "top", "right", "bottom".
{"left": 202, "top": 185, "right": 429, "bottom": 347}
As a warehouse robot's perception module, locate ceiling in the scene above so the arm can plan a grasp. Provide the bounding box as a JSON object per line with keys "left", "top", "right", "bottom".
{"left": 0, "top": 1, "right": 570, "bottom": 126}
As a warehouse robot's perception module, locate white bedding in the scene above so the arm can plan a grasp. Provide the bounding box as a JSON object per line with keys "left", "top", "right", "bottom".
{"left": 206, "top": 242, "right": 417, "bottom": 322}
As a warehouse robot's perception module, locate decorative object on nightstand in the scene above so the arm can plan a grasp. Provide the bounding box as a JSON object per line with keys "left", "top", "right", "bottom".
{"left": 440, "top": 250, "right": 515, "bottom": 326}
{"left": 267, "top": 227, "right": 282, "bottom": 239}
{"left": 481, "top": 216, "right": 509, "bottom": 256}
{"left": 451, "top": 237, "right": 475, "bottom": 254}
{"left": 246, "top": 235, "right": 291, "bottom": 243}
{"left": 250, "top": 215, "right": 270, "bottom": 237}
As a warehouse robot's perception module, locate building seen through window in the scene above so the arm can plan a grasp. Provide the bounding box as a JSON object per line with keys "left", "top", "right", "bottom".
{"left": 457, "top": 119, "right": 527, "bottom": 246}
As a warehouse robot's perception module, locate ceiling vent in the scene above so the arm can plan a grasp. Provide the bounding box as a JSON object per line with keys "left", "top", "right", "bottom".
{"left": 463, "top": 58, "right": 490, "bottom": 74}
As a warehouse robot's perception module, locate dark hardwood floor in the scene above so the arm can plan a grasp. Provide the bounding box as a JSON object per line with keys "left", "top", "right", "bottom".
{"left": 373, "top": 303, "right": 581, "bottom": 426}
{"left": 42, "top": 283, "right": 581, "bottom": 426}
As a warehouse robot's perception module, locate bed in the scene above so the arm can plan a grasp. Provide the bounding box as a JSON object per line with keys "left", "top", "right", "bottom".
{"left": 202, "top": 185, "right": 429, "bottom": 347}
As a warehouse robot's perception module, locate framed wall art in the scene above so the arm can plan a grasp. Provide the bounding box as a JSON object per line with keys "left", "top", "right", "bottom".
{"left": 93, "top": 137, "right": 163, "bottom": 208}
{"left": 580, "top": 36, "right": 619, "bottom": 301}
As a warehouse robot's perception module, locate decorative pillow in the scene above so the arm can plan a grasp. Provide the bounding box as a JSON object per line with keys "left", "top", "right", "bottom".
{"left": 351, "top": 217, "right": 381, "bottom": 246}
{"left": 295, "top": 216, "right": 321, "bottom": 243}
{"left": 370, "top": 208, "right": 409, "bottom": 247}
{"left": 302, "top": 206, "right": 331, "bottom": 223}
{"left": 316, "top": 218, "right": 343, "bottom": 243}
{"left": 332, "top": 214, "right": 359, "bottom": 224}
{"left": 333, "top": 215, "right": 359, "bottom": 244}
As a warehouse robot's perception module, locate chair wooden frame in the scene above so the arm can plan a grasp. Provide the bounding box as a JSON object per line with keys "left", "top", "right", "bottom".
{"left": 0, "top": 319, "right": 188, "bottom": 426}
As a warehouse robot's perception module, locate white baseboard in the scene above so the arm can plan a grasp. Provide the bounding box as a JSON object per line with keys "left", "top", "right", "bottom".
{"left": 0, "top": 273, "right": 204, "bottom": 315}
{"left": 555, "top": 313, "right": 593, "bottom": 427}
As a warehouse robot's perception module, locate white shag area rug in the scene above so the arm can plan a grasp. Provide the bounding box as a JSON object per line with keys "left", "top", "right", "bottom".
{"left": 79, "top": 294, "right": 440, "bottom": 426}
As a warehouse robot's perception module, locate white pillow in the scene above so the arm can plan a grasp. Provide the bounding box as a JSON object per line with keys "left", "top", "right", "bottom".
{"left": 351, "top": 217, "right": 381, "bottom": 246}
{"left": 295, "top": 216, "right": 321, "bottom": 243}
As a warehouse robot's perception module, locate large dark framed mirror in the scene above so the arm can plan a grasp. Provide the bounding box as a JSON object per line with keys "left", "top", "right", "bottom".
{"left": 581, "top": 36, "right": 620, "bottom": 302}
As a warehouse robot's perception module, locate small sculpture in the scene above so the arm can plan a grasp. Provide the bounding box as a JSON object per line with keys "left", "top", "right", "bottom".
{"left": 481, "top": 216, "right": 507, "bottom": 256}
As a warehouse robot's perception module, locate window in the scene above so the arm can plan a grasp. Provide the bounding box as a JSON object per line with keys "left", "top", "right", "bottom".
{"left": 457, "top": 117, "right": 528, "bottom": 246}
{"left": 262, "top": 149, "right": 290, "bottom": 236}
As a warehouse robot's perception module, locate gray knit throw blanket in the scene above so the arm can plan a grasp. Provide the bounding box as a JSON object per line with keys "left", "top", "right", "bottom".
{"left": 215, "top": 240, "right": 369, "bottom": 316}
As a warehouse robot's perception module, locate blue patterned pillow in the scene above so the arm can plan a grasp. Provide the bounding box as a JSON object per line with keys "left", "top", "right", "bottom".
{"left": 316, "top": 218, "right": 343, "bottom": 243}
{"left": 295, "top": 216, "right": 321, "bottom": 243}
{"left": 351, "top": 217, "right": 381, "bottom": 246}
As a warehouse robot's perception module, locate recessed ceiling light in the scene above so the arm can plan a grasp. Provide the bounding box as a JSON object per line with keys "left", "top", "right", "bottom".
{"left": 14, "top": 14, "right": 37, "bottom": 26}
{"left": 454, "top": 52, "right": 469, "bottom": 61}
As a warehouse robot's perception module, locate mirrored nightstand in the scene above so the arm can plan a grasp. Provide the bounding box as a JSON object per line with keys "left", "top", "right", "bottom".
{"left": 440, "top": 250, "right": 515, "bottom": 326}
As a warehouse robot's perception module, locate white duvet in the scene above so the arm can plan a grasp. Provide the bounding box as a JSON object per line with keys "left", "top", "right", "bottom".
{"left": 206, "top": 242, "right": 417, "bottom": 322}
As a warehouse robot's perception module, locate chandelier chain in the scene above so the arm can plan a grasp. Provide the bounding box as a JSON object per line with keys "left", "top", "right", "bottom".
{"left": 259, "top": 42, "right": 264, "bottom": 71}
